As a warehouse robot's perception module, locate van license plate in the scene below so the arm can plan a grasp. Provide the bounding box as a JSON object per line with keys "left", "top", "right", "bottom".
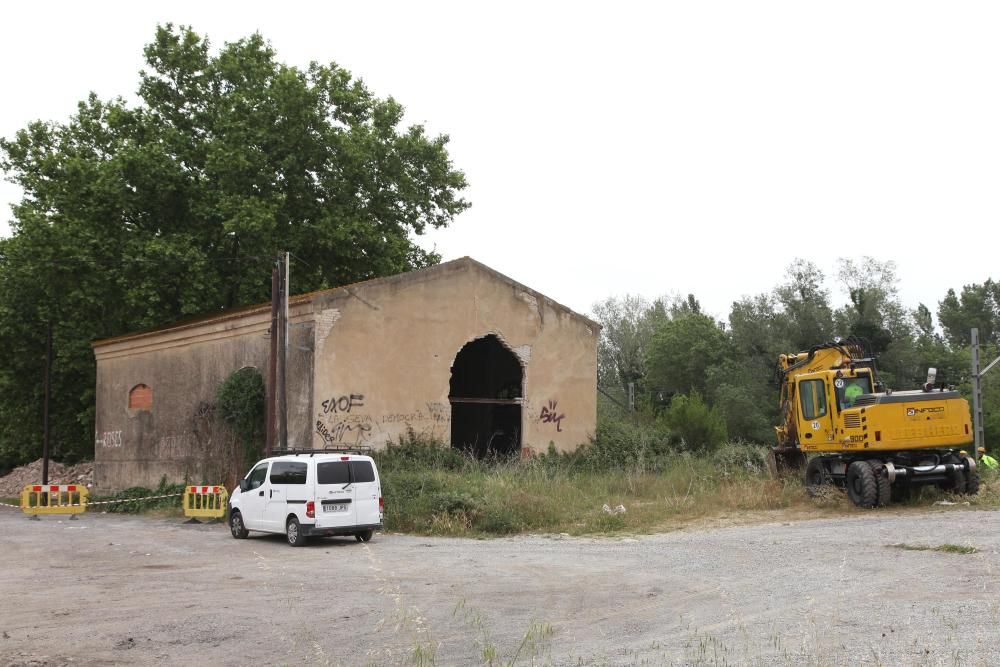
{"left": 323, "top": 503, "right": 348, "bottom": 513}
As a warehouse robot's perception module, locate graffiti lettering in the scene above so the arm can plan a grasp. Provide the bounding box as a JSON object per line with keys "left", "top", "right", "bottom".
{"left": 96, "top": 430, "right": 123, "bottom": 448}
{"left": 321, "top": 394, "right": 365, "bottom": 415}
{"left": 426, "top": 402, "right": 451, "bottom": 424}
{"left": 539, "top": 400, "right": 566, "bottom": 433}
{"left": 316, "top": 420, "right": 373, "bottom": 446}
{"left": 158, "top": 435, "right": 188, "bottom": 456}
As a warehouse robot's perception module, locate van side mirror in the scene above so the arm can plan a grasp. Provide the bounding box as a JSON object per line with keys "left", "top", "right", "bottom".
{"left": 239, "top": 479, "right": 249, "bottom": 493}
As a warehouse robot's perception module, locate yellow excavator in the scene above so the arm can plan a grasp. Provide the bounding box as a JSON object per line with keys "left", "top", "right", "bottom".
{"left": 771, "top": 337, "right": 978, "bottom": 508}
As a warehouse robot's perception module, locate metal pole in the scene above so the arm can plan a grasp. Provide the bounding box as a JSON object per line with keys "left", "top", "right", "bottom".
{"left": 265, "top": 265, "right": 279, "bottom": 457}
{"left": 972, "top": 328, "right": 984, "bottom": 461}
{"left": 277, "top": 252, "right": 289, "bottom": 450}
{"left": 42, "top": 322, "right": 52, "bottom": 485}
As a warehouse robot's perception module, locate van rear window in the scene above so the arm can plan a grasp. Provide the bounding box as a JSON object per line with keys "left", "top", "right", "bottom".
{"left": 350, "top": 461, "right": 375, "bottom": 483}
{"left": 317, "top": 461, "right": 350, "bottom": 484}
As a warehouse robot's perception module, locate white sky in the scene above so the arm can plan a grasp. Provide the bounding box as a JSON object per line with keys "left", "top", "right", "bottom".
{"left": 2, "top": 1, "right": 998, "bottom": 323}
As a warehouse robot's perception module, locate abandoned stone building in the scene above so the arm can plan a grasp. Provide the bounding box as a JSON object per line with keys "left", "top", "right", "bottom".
{"left": 91, "top": 258, "right": 599, "bottom": 491}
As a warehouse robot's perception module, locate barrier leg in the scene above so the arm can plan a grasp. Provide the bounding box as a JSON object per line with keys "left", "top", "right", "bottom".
{"left": 184, "top": 517, "right": 202, "bottom": 525}
{"left": 28, "top": 514, "right": 40, "bottom": 521}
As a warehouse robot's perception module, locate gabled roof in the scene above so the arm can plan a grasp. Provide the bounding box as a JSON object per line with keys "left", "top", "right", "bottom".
{"left": 92, "top": 257, "right": 598, "bottom": 348}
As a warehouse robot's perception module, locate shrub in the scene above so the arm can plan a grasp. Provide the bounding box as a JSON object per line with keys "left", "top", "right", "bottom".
{"left": 100, "top": 477, "right": 187, "bottom": 513}
{"left": 662, "top": 392, "right": 727, "bottom": 452}
{"left": 556, "top": 417, "right": 672, "bottom": 472}
{"left": 216, "top": 368, "right": 265, "bottom": 470}
{"left": 375, "top": 428, "right": 471, "bottom": 472}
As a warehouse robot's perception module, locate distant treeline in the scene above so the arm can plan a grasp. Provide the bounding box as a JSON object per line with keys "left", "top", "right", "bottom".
{"left": 592, "top": 258, "right": 1000, "bottom": 449}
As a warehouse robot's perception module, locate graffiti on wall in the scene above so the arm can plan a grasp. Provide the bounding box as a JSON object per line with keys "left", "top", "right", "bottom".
{"left": 315, "top": 394, "right": 453, "bottom": 447}
{"left": 321, "top": 394, "right": 365, "bottom": 415}
{"left": 96, "top": 430, "right": 123, "bottom": 448}
{"left": 539, "top": 400, "right": 566, "bottom": 433}
{"left": 316, "top": 393, "right": 374, "bottom": 447}
{"left": 158, "top": 434, "right": 189, "bottom": 458}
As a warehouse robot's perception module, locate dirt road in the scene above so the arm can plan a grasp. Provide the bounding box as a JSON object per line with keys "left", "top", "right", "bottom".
{"left": 2, "top": 507, "right": 999, "bottom": 666}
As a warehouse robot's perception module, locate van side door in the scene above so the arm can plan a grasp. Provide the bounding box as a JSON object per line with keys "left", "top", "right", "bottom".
{"left": 314, "top": 460, "right": 358, "bottom": 530}
{"left": 241, "top": 462, "right": 270, "bottom": 530}
{"left": 263, "top": 461, "right": 308, "bottom": 532}
{"left": 350, "top": 459, "right": 380, "bottom": 528}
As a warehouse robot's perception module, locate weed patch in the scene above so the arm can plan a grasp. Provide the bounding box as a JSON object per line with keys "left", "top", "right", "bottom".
{"left": 889, "top": 543, "right": 978, "bottom": 555}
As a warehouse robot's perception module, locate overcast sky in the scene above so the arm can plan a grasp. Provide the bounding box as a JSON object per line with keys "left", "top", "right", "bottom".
{"left": 1, "top": 1, "right": 998, "bottom": 322}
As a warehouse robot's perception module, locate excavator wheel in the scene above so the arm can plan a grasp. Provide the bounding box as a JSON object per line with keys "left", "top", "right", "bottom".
{"left": 767, "top": 448, "right": 807, "bottom": 479}
{"left": 846, "top": 460, "right": 877, "bottom": 509}
{"left": 940, "top": 468, "right": 967, "bottom": 494}
{"left": 867, "top": 460, "right": 891, "bottom": 507}
{"left": 966, "top": 471, "right": 981, "bottom": 496}
{"left": 804, "top": 457, "right": 829, "bottom": 496}
{"left": 890, "top": 481, "right": 912, "bottom": 503}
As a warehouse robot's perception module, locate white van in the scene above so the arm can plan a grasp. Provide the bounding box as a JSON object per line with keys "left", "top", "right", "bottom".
{"left": 228, "top": 450, "right": 383, "bottom": 547}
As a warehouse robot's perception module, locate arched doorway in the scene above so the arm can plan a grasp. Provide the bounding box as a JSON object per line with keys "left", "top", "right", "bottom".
{"left": 449, "top": 335, "right": 522, "bottom": 458}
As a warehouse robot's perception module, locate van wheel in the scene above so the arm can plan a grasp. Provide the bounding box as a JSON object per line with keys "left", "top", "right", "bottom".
{"left": 355, "top": 530, "right": 374, "bottom": 543}
{"left": 287, "top": 517, "right": 307, "bottom": 547}
{"left": 229, "top": 511, "right": 249, "bottom": 539}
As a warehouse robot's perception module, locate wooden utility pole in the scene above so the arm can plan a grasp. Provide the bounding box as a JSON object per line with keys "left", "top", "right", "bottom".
{"left": 42, "top": 322, "right": 52, "bottom": 486}
{"left": 278, "top": 252, "right": 289, "bottom": 450}
{"left": 265, "top": 264, "right": 279, "bottom": 457}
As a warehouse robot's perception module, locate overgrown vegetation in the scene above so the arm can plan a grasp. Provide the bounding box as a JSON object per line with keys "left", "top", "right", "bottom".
{"left": 374, "top": 428, "right": 1000, "bottom": 537}
{"left": 91, "top": 477, "right": 187, "bottom": 513}
{"left": 216, "top": 367, "right": 265, "bottom": 470}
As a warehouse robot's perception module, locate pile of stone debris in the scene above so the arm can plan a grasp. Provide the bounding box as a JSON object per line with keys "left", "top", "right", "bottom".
{"left": 0, "top": 459, "right": 94, "bottom": 498}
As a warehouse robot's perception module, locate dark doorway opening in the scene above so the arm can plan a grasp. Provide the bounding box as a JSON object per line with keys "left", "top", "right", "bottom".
{"left": 449, "top": 335, "right": 522, "bottom": 458}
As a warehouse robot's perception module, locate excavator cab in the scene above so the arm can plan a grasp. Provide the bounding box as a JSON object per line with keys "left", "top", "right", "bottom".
{"left": 833, "top": 374, "right": 873, "bottom": 410}
{"left": 795, "top": 373, "right": 836, "bottom": 449}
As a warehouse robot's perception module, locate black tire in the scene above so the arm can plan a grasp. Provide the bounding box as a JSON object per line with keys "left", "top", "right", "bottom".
{"left": 804, "top": 457, "right": 828, "bottom": 496}
{"left": 867, "top": 460, "right": 891, "bottom": 507}
{"left": 846, "top": 460, "right": 878, "bottom": 508}
{"left": 890, "top": 481, "right": 912, "bottom": 503}
{"left": 229, "top": 510, "right": 249, "bottom": 539}
{"left": 966, "top": 471, "right": 981, "bottom": 496}
{"left": 946, "top": 468, "right": 967, "bottom": 494}
{"left": 286, "top": 516, "right": 307, "bottom": 547}
{"left": 355, "top": 529, "right": 374, "bottom": 543}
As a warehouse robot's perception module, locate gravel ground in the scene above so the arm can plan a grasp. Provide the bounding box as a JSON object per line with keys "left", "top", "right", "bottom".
{"left": 1, "top": 506, "right": 999, "bottom": 666}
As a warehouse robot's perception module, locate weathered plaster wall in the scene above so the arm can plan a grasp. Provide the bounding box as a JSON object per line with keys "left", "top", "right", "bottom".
{"left": 93, "top": 258, "right": 599, "bottom": 492}
{"left": 309, "top": 260, "right": 598, "bottom": 453}
{"left": 93, "top": 304, "right": 314, "bottom": 492}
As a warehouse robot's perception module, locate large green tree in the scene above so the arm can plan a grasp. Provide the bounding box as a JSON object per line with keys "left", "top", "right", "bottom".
{"left": 0, "top": 25, "right": 469, "bottom": 465}
{"left": 938, "top": 280, "right": 1000, "bottom": 348}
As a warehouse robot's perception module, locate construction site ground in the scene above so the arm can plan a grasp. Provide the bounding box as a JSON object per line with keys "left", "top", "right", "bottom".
{"left": 1, "top": 507, "right": 999, "bottom": 666}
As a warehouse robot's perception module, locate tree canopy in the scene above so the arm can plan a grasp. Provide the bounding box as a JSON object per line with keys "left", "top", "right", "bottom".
{"left": 0, "top": 25, "right": 469, "bottom": 465}
{"left": 593, "top": 257, "right": 1000, "bottom": 451}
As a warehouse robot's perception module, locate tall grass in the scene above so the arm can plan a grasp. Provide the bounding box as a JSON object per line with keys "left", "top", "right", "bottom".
{"left": 375, "top": 429, "right": 817, "bottom": 536}
{"left": 375, "top": 427, "right": 1000, "bottom": 537}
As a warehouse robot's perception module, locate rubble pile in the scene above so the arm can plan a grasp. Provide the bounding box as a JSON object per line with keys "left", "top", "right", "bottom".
{"left": 0, "top": 459, "right": 94, "bottom": 497}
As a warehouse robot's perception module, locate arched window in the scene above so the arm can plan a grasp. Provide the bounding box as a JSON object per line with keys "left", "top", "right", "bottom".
{"left": 129, "top": 384, "right": 153, "bottom": 410}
